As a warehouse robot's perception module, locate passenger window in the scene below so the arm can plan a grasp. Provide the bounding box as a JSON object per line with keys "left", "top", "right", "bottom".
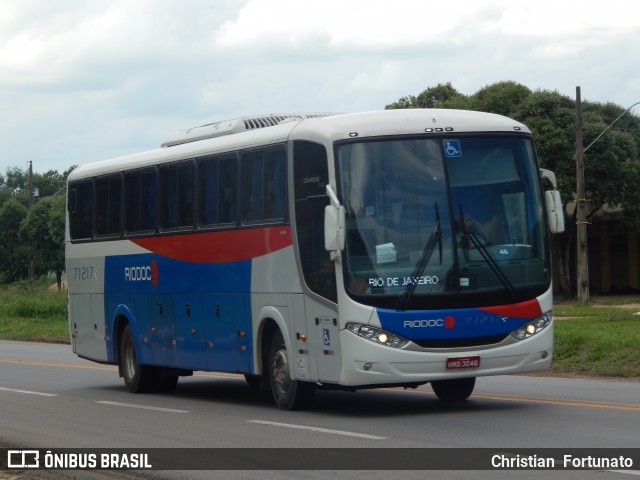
{"left": 242, "top": 148, "right": 286, "bottom": 223}
{"left": 199, "top": 155, "right": 238, "bottom": 226}
{"left": 125, "top": 170, "right": 157, "bottom": 233}
{"left": 68, "top": 180, "right": 93, "bottom": 240}
{"left": 95, "top": 175, "right": 122, "bottom": 237}
{"left": 160, "top": 162, "right": 195, "bottom": 230}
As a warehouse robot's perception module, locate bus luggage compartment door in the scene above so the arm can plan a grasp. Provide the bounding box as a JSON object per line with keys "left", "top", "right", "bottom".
{"left": 70, "top": 293, "right": 108, "bottom": 362}
{"left": 204, "top": 294, "right": 250, "bottom": 373}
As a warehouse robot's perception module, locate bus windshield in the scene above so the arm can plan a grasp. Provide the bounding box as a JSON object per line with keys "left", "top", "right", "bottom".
{"left": 336, "top": 136, "right": 549, "bottom": 309}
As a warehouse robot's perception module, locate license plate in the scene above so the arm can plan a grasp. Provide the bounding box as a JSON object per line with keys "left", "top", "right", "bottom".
{"left": 446, "top": 356, "right": 480, "bottom": 370}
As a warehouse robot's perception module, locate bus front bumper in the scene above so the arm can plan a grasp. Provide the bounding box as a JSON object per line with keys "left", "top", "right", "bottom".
{"left": 335, "top": 326, "right": 553, "bottom": 387}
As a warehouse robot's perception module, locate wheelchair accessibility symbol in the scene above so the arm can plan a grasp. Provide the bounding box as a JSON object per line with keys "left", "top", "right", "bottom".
{"left": 443, "top": 140, "right": 462, "bottom": 157}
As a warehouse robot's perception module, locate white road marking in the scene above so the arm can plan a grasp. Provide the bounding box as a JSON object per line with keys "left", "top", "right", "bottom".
{"left": 95, "top": 400, "right": 189, "bottom": 413}
{"left": 0, "top": 386, "right": 58, "bottom": 397}
{"left": 247, "top": 420, "right": 387, "bottom": 440}
{"left": 608, "top": 471, "right": 640, "bottom": 477}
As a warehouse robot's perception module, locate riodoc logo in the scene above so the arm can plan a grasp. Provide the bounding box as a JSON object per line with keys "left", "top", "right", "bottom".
{"left": 403, "top": 316, "right": 456, "bottom": 329}
{"left": 124, "top": 260, "right": 159, "bottom": 286}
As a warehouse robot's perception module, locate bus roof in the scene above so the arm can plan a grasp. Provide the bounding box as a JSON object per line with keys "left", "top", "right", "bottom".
{"left": 68, "top": 109, "right": 530, "bottom": 182}
{"left": 161, "top": 113, "right": 335, "bottom": 148}
{"left": 288, "top": 109, "right": 530, "bottom": 140}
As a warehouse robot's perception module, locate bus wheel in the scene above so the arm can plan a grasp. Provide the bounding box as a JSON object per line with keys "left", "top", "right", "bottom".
{"left": 244, "top": 374, "right": 263, "bottom": 391}
{"left": 431, "top": 377, "right": 476, "bottom": 402}
{"left": 158, "top": 372, "right": 179, "bottom": 392}
{"left": 268, "top": 331, "right": 315, "bottom": 410}
{"left": 120, "top": 324, "right": 159, "bottom": 393}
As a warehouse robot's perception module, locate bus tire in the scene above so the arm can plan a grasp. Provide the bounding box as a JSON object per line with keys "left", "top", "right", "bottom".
{"left": 158, "top": 371, "right": 179, "bottom": 393}
{"left": 244, "top": 374, "right": 263, "bottom": 391}
{"left": 120, "top": 324, "right": 160, "bottom": 393}
{"left": 268, "top": 330, "right": 315, "bottom": 410}
{"left": 431, "top": 377, "right": 476, "bottom": 402}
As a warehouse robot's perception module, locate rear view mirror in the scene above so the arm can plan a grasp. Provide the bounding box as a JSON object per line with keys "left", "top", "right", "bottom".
{"left": 545, "top": 189, "right": 565, "bottom": 234}
{"left": 540, "top": 169, "right": 565, "bottom": 234}
{"left": 324, "top": 204, "right": 345, "bottom": 254}
{"left": 324, "top": 185, "right": 345, "bottom": 259}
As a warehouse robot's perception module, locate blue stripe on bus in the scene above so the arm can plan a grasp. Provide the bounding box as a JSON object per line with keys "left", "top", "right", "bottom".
{"left": 377, "top": 306, "right": 535, "bottom": 340}
{"left": 103, "top": 254, "right": 254, "bottom": 373}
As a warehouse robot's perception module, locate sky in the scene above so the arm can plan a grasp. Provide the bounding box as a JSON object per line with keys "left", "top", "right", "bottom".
{"left": 1, "top": 0, "right": 639, "bottom": 175}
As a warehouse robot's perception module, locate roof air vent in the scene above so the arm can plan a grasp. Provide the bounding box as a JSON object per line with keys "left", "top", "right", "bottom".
{"left": 162, "top": 113, "right": 334, "bottom": 148}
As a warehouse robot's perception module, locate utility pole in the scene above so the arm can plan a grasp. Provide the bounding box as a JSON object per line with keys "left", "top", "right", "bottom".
{"left": 575, "top": 87, "right": 589, "bottom": 304}
{"left": 28, "top": 161, "right": 34, "bottom": 280}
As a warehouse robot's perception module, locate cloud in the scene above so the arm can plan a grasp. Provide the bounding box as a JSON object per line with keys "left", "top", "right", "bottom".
{"left": 213, "top": 0, "right": 488, "bottom": 51}
{"left": 0, "top": 0, "right": 639, "bottom": 174}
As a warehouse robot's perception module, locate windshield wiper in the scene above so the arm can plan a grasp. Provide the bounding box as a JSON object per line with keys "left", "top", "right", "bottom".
{"left": 398, "top": 203, "right": 442, "bottom": 310}
{"left": 458, "top": 205, "right": 516, "bottom": 298}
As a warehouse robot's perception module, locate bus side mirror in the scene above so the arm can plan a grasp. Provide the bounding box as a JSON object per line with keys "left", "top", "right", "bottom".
{"left": 545, "top": 190, "right": 565, "bottom": 234}
{"left": 324, "top": 204, "right": 345, "bottom": 255}
{"left": 540, "top": 169, "right": 565, "bottom": 234}
{"left": 324, "top": 185, "right": 345, "bottom": 258}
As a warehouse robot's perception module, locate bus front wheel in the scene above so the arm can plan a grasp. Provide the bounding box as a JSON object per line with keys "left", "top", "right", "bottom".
{"left": 268, "top": 330, "right": 315, "bottom": 410}
{"left": 431, "top": 377, "right": 476, "bottom": 402}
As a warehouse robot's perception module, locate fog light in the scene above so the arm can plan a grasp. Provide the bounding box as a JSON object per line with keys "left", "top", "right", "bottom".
{"left": 363, "top": 363, "right": 373, "bottom": 371}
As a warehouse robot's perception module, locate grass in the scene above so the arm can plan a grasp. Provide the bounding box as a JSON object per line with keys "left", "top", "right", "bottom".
{"left": 0, "top": 285, "right": 638, "bottom": 379}
{"left": 552, "top": 302, "right": 640, "bottom": 378}
{"left": 0, "top": 284, "right": 69, "bottom": 343}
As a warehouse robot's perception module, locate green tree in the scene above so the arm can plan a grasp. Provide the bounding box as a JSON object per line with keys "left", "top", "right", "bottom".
{"left": 1, "top": 167, "right": 29, "bottom": 206}
{"left": 385, "top": 82, "right": 466, "bottom": 109}
{"left": 0, "top": 198, "right": 28, "bottom": 282}
{"left": 467, "top": 81, "right": 532, "bottom": 117}
{"left": 0, "top": 165, "right": 74, "bottom": 285}
{"left": 19, "top": 195, "right": 66, "bottom": 286}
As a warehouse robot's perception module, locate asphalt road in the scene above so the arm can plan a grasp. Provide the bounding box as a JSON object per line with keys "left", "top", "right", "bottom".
{"left": 1, "top": 339, "right": 639, "bottom": 480}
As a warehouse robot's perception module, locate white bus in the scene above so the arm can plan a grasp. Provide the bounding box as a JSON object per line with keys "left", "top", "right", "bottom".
{"left": 66, "top": 109, "right": 565, "bottom": 410}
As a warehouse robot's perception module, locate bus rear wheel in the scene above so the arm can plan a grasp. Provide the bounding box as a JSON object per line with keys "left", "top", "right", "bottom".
{"left": 431, "top": 377, "right": 476, "bottom": 402}
{"left": 268, "top": 330, "right": 314, "bottom": 410}
{"left": 120, "top": 324, "right": 161, "bottom": 393}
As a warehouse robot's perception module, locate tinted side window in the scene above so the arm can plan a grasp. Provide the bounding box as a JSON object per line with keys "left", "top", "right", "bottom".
{"left": 293, "top": 140, "right": 336, "bottom": 302}
{"left": 160, "top": 162, "right": 195, "bottom": 230}
{"left": 242, "top": 147, "right": 286, "bottom": 223}
{"left": 125, "top": 170, "right": 157, "bottom": 233}
{"left": 199, "top": 155, "right": 238, "bottom": 226}
{"left": 68, "top": 180, "right": 93, "bottom": 240}
{"left": 95, "top": 175, "right": 122, "bottom": 237}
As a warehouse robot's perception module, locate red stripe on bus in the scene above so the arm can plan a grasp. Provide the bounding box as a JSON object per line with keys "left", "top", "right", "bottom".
{"left": 131, "top": 226, "right": 292, "bottom": 263}
{"left": 478, "top": 299, "right": 542, "bottom": 319}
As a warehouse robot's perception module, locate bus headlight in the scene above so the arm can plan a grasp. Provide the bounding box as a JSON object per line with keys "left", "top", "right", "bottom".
{"left": 346, "top": 323, "right": 409, "bottom": 349}
{"left": 510, "top": 313, "right": 552, "bottom": 341}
